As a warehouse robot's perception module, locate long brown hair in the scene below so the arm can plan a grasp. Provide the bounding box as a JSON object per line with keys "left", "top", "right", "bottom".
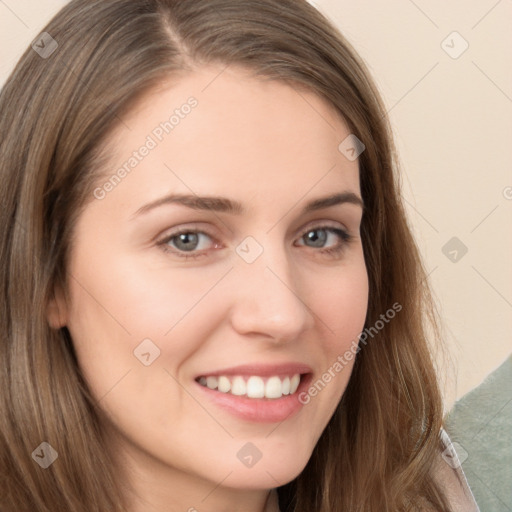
{"left": 0, "top": 0, "right": 452, "bottom": 510}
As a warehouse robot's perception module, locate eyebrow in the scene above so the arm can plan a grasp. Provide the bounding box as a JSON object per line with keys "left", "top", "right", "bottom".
{"left": 132, "top": 191, "right": 364, "bottom": 218}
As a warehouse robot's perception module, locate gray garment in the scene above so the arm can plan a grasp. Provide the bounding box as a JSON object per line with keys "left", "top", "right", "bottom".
{"left": 445, "top": 355, "right": 512, "bottom": 512}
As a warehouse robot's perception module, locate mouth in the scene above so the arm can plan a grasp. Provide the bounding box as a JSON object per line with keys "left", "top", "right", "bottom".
{"left": 195, "top": 373, "right": 306, "bottom": 400}
{"left": 192, "top": 362, "right": 313, "bottom": 422}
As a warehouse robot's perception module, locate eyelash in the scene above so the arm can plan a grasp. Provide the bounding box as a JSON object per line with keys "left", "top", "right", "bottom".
{"left": 157, "top": 224, "right": 353, "bottom": 261}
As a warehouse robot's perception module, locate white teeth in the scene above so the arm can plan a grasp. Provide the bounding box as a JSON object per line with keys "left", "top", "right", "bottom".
{"left": 231, "top": 376, "right": 246, "bottom": 396}
{"left": 265, "top": 376, "right": 283, "bottom": 399}
{"left": 246, "top": 376, "right": 265, "bottom": 398}
{"left": 197, "top": 373, "right": 303, "bottom": 399}
{"left": 217, "top": 376, "right": 231, "bottom": 393}
{"left": 206, "top": 376, "right": 218, "bottom": 390}
{"left": 290, "top": 374, "right": 300, "bottom": 394}
{"left": 282, "top": 376, "right": 290, "bottom": 395}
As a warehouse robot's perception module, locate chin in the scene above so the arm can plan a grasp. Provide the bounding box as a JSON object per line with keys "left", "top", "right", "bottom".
{"left": 220, "top": 450, "right": 311, "bottom": 490}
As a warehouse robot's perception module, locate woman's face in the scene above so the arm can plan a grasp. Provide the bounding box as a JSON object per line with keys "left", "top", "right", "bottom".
{"left": 51, "top": 66, "right": 368, "bottom": 502}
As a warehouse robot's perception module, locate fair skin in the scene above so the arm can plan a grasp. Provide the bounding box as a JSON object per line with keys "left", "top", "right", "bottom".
{"left": 48, "top": 66, "right": 368, "bottom": 512}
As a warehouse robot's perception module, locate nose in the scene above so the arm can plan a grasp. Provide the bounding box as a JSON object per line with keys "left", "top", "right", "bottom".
{"left": 228, "top": 247, "right": 315, "bottom": 343}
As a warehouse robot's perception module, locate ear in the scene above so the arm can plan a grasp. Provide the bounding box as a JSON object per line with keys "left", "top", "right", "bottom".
{"left": 46, "top": 286, "right": 68, "bottom": 329}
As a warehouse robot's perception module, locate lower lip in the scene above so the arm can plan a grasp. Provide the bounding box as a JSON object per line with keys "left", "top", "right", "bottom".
{"left": 194, "top": 374, "right": 313, "bottom": 423}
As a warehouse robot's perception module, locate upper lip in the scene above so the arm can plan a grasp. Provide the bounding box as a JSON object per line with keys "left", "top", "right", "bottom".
{"left": 196, "top": 362, "right": 313, "bottom": 378}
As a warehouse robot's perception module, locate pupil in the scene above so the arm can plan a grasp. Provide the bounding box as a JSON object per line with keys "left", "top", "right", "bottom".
{"left": 306, "top": 229, "right": 326, "bottom": 247}
{"left": 176, "top": 233, "right": 198, "bottom": 251}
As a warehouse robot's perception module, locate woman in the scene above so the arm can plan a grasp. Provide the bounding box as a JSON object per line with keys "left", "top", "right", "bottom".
{"left": 0, "top": 0, "right": 479, "bottom": 510}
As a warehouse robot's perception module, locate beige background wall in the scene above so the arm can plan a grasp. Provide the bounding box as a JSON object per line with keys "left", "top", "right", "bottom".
{"left": 1, "top": 0, "right": 511, "bottom": 410}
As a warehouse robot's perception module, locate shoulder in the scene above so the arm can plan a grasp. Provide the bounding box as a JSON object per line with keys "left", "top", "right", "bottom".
{"left": 431, "top": 428, "right": 480, "bottom": 512}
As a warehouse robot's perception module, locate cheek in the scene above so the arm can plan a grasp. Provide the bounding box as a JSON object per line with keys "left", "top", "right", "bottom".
{"left": 68, "top": 242, "right": 221, "bottom": 336}
{"left": 65, "top": 251, "right": 231, "bottom": 393}
{"left": 94, "top": 252, "right": 231, "bottom": 335}
{"left": 317, "top": 259, "right": 369, "bottom": 346}
{"left": 293, "top": 256, "right": 368, "bottom": 417}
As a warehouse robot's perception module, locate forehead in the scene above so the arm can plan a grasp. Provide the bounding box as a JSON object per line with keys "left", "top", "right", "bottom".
{"left": 94, "top": 66, "right": 360, "bottom": 214}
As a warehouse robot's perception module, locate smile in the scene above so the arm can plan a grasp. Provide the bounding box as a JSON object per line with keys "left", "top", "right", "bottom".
{"left": 196, "top": 374, "right": 301, "bottom": 399}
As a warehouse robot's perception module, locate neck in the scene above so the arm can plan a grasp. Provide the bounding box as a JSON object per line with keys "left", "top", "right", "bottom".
{"left": 112, "top": 436, "right": 279, "bottom": 512}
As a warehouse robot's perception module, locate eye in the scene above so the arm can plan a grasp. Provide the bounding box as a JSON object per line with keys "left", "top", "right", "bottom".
{"left": 295, "top": 225, "right": 352, "bottom": 256}
{"left": 157, "top": 229, "right": 220, "bottom": 259}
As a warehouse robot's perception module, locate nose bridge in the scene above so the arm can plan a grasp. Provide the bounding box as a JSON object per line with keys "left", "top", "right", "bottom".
{"left": 229, "top": 236, "right": 314, "bottom": 340}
